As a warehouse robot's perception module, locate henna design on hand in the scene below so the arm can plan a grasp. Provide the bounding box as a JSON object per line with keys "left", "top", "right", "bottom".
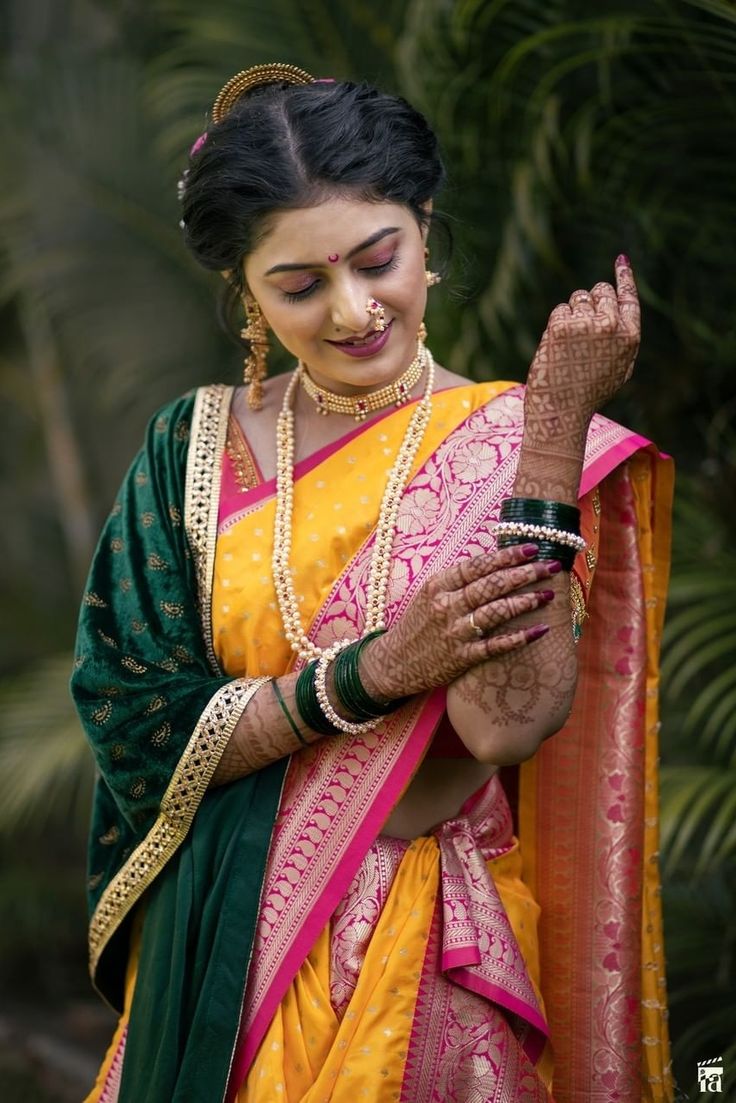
{"left": 518, "top": 258, "right": 640, "bottom": 501}
{"left": 359, "top": 544, "right": 558, "bottom": 701}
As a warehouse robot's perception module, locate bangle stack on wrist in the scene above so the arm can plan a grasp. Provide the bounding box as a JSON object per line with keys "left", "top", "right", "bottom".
{"left": 294, "top": 631, "right": 406, "bottom": 737}
{"left": 495, "top": 497, "right": 585, "bottom": 571}
{"left": 295, "top": 660, "right": 342, "bottom": 736}
{"left": 333, "top": 630, "right": 405, "bottom": 719}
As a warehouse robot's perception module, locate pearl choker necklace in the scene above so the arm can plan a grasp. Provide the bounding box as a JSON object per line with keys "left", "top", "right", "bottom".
{"left": 298, "top": 346, "right": 426, "bottom": 422}
{"left": 274, "top": 340, "right": 435, "bottom": 661}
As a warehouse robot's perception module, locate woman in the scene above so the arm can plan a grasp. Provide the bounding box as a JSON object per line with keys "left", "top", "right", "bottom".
{"left": 72, "top": 64, "right": 673, "bottom": 1102}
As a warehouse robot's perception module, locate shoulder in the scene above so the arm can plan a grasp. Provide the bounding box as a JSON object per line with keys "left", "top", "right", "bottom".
{"left": 143, "top": 388, "right": 200, "bottom": 445}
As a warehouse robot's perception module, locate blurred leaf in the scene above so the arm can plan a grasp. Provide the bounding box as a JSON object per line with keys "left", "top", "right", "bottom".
{"left": 0, "top": 655, "right": 93, "bottom": 837}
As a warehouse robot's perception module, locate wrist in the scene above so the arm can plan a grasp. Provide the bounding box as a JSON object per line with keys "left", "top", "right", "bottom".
{"left": 358, "top": 634, "right": 401, "bottom": 702}
{"left": 513, "top": 446, "right": 584, "bottom": 505}
{"left": 523, "top": 391, "right": 592, "bottom": 445}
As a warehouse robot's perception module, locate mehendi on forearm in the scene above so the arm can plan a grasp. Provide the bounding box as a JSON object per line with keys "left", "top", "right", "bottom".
{"left": 210, "top": 673, "right": 317, "bottom": 786}
{"left": 446, "top": 590, "right": 577, "bottom": 763}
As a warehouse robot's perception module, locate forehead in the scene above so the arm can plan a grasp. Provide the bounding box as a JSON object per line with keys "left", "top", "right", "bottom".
{"left": 249, "top": 197, "right": 416, "bottom": 262}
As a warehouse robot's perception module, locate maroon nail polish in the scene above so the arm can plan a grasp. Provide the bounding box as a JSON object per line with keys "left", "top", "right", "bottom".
{"left": 538, "top": 589, "right": 556, "bottom": 602}
{"left": 526, "top": 624, "right": 550, "bottom": 642}
{"left": 547, "top": 560, "right": 562, "bottom": 575}
{"left": 616, "top": 253, "right": 630, "bottom": 267}
{"left": 521, "top": 543, "right": 539, "bottom": 558}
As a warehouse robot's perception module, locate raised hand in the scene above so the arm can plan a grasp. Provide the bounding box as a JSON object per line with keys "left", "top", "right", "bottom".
{"left": 359, "top": 544, "right": 559, "bottom": 701}
{"left": 524, "top": 255, "right": 640, "bottom": 452}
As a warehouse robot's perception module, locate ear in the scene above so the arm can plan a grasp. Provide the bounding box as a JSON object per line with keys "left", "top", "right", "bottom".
{"left": 220, "top": 269, "right": 232, "bottom": 282}
{"left": 420, "top": 199, "right": 433, "bottom": 243}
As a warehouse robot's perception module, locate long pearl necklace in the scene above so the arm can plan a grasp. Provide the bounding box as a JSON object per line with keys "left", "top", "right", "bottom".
{"left": 273, "top": 340, "right": 435, "bottom": 661}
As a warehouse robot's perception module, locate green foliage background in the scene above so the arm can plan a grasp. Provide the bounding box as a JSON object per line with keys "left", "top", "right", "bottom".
{"left": 1, "top": 0, "right": 735, "bottom": 1095}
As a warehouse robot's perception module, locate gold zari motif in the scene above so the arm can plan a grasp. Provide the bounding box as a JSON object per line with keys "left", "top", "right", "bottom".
{"left": 121, "top": 656, "right": 147, "bottom": 674}
{"left": 226, "top": 414, "right": 260, "bottom": 493}
{"left": 84, "top": 592, "right": 108, "bottom": 608}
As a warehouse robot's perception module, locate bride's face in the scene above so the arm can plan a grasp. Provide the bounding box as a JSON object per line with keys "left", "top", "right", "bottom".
{"left": 243, "top": 195, "right": 429, "bottom": 395}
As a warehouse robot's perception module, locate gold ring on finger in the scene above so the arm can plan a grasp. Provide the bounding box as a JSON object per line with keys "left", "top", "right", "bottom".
{"left": 570, "top": 291, "right": 591, "bottom": 304}
{"left": 468, "top": 610, "right": 484, "bottom": 639}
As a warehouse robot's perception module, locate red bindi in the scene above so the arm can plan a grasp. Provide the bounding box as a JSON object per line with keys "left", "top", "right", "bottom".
{"left": 328, "top": 253, "right": 339, "bottom": 263}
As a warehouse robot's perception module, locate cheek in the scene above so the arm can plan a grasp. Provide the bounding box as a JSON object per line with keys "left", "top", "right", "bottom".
{"left": 264, "top": 302, "right": 323, "bottom": 353}
{"left": 389, "top": 257, "right": 428, "bottom": 313}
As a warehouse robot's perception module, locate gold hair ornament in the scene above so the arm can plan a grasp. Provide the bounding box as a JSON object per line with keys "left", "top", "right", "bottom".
{"left": 212, "top": 63, "right": 315, "bottom": 125}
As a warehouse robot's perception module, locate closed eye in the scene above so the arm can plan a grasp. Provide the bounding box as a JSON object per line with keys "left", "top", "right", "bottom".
{"left": 361, "top": 255, "right": 400, "bottom": 276}
{"left": 281, "top": 253, "right": 401, "bottom": 303}
{"left": 282, "top": 281, "right": 320, "bottom": 303}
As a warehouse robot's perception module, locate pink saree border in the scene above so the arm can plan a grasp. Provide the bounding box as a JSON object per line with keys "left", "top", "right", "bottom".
{"left": 228, "top": 386, "right": 653, "bottom": 1094}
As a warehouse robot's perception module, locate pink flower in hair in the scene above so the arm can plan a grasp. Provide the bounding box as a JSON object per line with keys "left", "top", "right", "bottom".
{"left": 190, "top": 132, "right": 208, "bottom": 157}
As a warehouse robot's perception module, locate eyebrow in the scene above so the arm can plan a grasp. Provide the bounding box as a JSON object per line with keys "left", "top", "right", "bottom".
{"left": 263, "top": 226, "right": 401, "bottom": 276}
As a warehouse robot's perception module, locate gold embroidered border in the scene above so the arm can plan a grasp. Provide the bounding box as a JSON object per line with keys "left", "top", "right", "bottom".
{"left": 185, "top": 384, "right": 234, "bottom": 672}
{"left": 226, "top": 413, "right": 261, "bottom": 492}
{"left": 89, "top": 676, "right": 269, "bottom": 978}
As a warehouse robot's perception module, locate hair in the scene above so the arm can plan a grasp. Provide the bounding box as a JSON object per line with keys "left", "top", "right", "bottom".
{"left": 179, "top": 79, "right": 448, "bottom": 346}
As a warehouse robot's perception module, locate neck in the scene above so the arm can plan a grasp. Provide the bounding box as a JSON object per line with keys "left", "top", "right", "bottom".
{"left": 299, "top": 345, "right": 427, "bottom": 422}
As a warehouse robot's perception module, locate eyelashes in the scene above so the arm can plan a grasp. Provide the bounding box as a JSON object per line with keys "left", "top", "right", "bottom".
{"left": 281, "top": 254, "right": 401, "bottom": 303}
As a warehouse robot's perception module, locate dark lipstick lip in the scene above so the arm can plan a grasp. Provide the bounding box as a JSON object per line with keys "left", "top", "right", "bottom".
{"left": 325, "top": 319, "right": 393, "bottom": 357}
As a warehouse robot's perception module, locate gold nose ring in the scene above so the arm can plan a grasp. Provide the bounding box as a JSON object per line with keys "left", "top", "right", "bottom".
{"left": 366, "top": 298, "right": 387, "bottom": 332}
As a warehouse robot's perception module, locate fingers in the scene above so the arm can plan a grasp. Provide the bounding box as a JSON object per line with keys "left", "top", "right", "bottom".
{"left": 442, "top": 542, "right": 539, "bottom": 592}
{"left": 569, "top": 289, "right": 595, "bottom": 317}
{"left": 614, "top": 254, "right": 640, "bottom": 336}
{"left": 547, "top": 302, "right": 571, "bottom": 326}
{"left": 462, "top": 559, "right": 561, "bottom": 610}
{"left": 549, "top": 258, "right": 638, "bottom": 336}
{"left": 468, "top": 622, "right": 550, "bottom": 661}
{"left": 590, "top": 281, "right": 618, "bottom": 325}
{"left": 466, "top": 588, "right": 555, "bottom": 639}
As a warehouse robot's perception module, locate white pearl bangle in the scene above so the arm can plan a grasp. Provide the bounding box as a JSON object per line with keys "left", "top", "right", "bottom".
{"left": 314, "top": 640, "right": 382, "bottom": 736}
{"left": 493, "top": 521, "right": 586, "bottom": 552}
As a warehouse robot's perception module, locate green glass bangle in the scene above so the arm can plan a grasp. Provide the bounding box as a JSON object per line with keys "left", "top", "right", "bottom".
{"left": 294, "top": 662, "right": 341, "bottom": 737}
{"left": 333, "top": 631, "right": 406, "bottom": 720}
{"left": 501, "top": 496, "right": 580, "bottom": 518}
{"left": 500, "top": 497, "right": 580, "bottom": 530}
{"left": 272, "top": 678, "right": 309, "bottom": 747}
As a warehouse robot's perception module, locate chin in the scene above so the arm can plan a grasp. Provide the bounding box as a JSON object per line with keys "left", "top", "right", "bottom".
{"left": 320, "top": 331, "right": 420, "bottom": 393}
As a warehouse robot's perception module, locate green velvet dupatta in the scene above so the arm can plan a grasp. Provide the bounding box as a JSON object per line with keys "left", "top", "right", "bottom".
{"left": 71, "top": 388, "right": 286, "bottom": 1101}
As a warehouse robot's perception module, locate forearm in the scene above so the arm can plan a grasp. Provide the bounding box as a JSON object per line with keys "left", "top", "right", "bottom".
{"left": 445, "top": 595, "right": 576, "bottom": 763}
{"left": 210, "top": 673, "right": 318, "bottom": 786}
{"left": 445, "top": 402, "right": 587, "bottom": 761}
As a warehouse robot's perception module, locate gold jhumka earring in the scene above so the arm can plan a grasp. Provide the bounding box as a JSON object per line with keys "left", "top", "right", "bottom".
{"left": 241, "top": 297, "right": 269, "bottom": 410}
{"left": 424, "top": 247, "right": 442, "bottom": 287}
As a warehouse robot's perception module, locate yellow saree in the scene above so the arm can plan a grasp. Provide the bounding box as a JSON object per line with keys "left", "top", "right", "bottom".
{"left": 83, "top": 379, "right": 672, "bottom": 1103}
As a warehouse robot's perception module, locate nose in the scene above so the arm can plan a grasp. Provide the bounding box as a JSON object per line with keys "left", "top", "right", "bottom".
{"left": 329, "top": 277, "right": 370, "bottom": 334}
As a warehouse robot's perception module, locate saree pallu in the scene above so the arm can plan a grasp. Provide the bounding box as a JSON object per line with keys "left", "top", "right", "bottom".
{"left": 73, "top": 380, "right": 673, "bottom": 1102}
